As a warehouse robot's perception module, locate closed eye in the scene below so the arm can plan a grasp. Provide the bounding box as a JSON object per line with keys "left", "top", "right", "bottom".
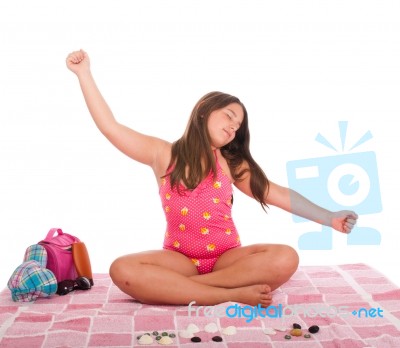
{"left": 225, "top": 110, "right": 242, "bottom": 130}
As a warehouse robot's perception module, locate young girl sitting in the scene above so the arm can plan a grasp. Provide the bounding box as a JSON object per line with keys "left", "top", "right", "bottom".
{"left": 66, "top": 49, "right": 358, "bottom": 307}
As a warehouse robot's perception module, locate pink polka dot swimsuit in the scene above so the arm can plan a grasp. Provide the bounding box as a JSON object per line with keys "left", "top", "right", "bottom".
{"left": 160, "top": 155, "right": 241, "bottom": 274}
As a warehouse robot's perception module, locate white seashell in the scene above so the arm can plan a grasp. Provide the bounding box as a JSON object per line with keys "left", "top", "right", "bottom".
{"left": 186, "top": 323, "right": 200, "bottom": 333}
{"left": 138, "top": 334, "right": 153, "bottom": 345}
{"left": 179, "top": 330, "right": 194, "bottom": 338}
{"left": 204, "top": 322, "right": 219, "bottom": 333}
{"left": 158, "top": 336, "right": 173, "bottom": 345}
{"left": 263, "top": 327, "right": 276, "bottom": 335}
{"left": 222, "top": 326, "right": 237, "bottom": 335}
{"left": 273, "top": 326, "right": 287, "bottom": 332}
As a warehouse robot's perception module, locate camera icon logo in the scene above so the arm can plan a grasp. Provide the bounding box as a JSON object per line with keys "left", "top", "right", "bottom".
{"left": 286, "top": 121, "right": 382, "bottom": 250}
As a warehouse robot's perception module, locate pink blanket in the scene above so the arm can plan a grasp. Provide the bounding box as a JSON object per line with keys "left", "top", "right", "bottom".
{"left": 1, "top": 263, "right": 399, "bottom": 347}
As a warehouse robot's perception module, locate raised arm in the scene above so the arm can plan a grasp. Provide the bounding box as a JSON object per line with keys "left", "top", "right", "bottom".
{"left": 66, "top": 50, "right": 169, "bottom": 170}
{"left": 234, "top": 162, "right": 358, "bottom": 233}
{"left": 265, "top": 182, "right": 358, "bottom": 233}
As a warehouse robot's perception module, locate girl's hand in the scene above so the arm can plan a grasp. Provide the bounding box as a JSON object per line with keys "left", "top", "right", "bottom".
{"left": 66, "top": 49, "right": 90, "bottom": 76}
{"left": 330, "top": 210, "right": 358, "bottom": 234}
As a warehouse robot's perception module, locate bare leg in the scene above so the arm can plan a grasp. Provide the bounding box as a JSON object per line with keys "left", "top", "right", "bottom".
{"left": 109, "top": 249, "right": 272, "bottom": 306}
{"left": 191, "top": 244, "right": 299, "bottom": 291}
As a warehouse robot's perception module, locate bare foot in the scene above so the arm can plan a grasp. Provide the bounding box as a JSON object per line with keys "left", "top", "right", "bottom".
{"left": 229, "top": 284, "right": 272, "bottom": 307}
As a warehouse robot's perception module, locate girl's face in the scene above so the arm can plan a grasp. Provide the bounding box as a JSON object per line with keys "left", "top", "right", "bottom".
{"left": 207, "top": 103, "right": 244, "bottom": 149}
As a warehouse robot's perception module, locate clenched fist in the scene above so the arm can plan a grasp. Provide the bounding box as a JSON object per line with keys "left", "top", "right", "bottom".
{"left": 66, "top": 49, "right": 90, "bottom": 76}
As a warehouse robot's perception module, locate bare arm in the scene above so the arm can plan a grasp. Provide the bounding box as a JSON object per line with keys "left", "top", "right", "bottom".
{"left": 234, "top": 162, "right": 358, "bottom": 233}
{"left": 66, "top": 50, "right": 169, "bottom": 169}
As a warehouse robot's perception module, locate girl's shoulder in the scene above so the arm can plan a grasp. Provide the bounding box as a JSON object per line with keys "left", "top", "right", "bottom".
{"left": 154, "top": 141, "right": 173, "bottom": 182}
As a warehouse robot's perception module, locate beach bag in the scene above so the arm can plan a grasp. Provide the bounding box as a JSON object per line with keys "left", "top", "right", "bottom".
{"left": 38, "top": 228, "right": 80, "bottom": 282}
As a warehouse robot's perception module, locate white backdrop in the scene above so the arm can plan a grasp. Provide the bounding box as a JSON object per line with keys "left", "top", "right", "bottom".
{"left": 1, "top": 0, "right": 399, "bottom": 288}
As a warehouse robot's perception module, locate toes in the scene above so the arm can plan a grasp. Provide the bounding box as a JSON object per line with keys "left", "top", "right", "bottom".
{"left": 260, "top": 284, "right": 271, "bottom": 294}
{"left": 260, "top": 292, "right": 272, "bottom": 301}
{"left": 258, "top": 285, "right": 273, "bottom": 306}
{"left": 259, "top": 297, "right": 272, "bottom": 307}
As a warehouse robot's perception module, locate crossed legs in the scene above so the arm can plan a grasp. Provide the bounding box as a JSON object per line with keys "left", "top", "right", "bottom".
{"left": 109, "top": 243, "right": 299, "bottom": 307}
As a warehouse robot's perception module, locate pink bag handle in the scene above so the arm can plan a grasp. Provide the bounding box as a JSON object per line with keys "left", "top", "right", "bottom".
{"left": 41, "top": 228, "right": 80, "bottom": 245}
{"left": 44, "top": 228, "right": 64, "bottom": 241}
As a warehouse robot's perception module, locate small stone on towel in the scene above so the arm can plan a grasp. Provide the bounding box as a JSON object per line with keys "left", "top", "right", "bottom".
{"left": 308, "top": 325, "right": 320, "bottom": 334}
{"left": 212, "top": 336, "right": 223, "bottom": 342}
{"left": 290, "top": 328, "right": 302, "bottom": 336}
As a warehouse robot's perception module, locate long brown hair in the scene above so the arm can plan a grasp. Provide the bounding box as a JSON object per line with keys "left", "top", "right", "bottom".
{"left": 166, "top": 91, "right": 269, "bottom": 210}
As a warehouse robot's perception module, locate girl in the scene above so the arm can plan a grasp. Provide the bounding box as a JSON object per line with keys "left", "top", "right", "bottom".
{"left": 66, "top": 49, "right": 358, "bottom": 307}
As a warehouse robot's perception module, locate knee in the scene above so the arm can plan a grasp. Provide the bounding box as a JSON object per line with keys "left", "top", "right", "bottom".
{"left": 109, "top": 256, "right": 133, "bottom": 286}
{"left": 267, "top": 244, "right": 299, "bottom": 282}
{"left": 279, "top": 245, "right": 299, "bottom": 276}
{"left": 109, "top": 257, "right": 121, "bottom": 283}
